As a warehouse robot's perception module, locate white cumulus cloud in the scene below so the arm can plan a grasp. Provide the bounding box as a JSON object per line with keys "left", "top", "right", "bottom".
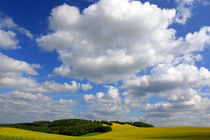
{"left": 84, "top": 86, "right": 128, "bottom": 120}
{"left": 0, "top": 52, "right": 80, "bottom": 94}
{"left": 122, "top": 63, "right": 210, "bottom": 96}
{"left": 37, "top": 0, "right": 210, "bottom": 84}
{"left": 141, "top": 88, "right": 210, "bottom": 126}
{"left": 37, "top": 0, "right": 178, "bottom": 83}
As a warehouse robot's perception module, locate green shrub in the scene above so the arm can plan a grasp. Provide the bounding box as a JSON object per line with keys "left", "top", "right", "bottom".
{"left": 132, "top": 121, "right": 154, "bottom": 127}
{"left": 101, "top": 121, "right": 112, "bottom": 126}
{"left": 94, "top": 126, "right": 112, "bottom": 132}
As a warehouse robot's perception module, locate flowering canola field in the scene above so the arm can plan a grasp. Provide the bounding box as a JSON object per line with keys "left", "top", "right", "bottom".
{"left": 1, "top": 123, "right": 210, "bottom": 140}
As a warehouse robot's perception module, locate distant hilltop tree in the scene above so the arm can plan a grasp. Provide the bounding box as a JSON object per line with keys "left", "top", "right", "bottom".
{"left": 111, "top": 121, "right": 154, "bottom": 127}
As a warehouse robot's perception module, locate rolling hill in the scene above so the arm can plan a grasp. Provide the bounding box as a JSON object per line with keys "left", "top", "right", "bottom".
{"left": 1, "top": 123, "right": 210, "bottom": 140}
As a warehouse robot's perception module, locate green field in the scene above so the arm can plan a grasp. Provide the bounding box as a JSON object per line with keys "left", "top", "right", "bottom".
{"left": 1, "top": 123, "right": 210, "bottom": 140}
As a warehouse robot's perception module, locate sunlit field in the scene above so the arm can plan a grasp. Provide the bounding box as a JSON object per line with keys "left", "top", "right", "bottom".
{"left": 1, "top": 123, "right": 210, "bottom": 140}
{"left": 93, "top": 123, "right": 210, "bottom": 140}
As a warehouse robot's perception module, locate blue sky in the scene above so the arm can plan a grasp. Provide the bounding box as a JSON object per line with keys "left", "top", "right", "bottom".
{"left": 0, "top": 0, "right": 210, "bottom": 126}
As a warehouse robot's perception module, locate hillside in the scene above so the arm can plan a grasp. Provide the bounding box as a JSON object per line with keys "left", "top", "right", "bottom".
{"left": 1, "top": 123, "right": 210, "bottom": 140}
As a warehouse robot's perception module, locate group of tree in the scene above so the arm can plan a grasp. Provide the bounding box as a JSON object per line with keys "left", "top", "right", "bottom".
{"left": 0, "top": 119, "right": 112, "bottom": 136}
{"left": 0, "top": 119, "right": 153, "bottom": 136}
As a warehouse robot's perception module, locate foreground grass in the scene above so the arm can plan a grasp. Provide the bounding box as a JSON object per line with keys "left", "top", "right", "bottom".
{"left": 1, "top": 123, "right": 210, "bottom": 140}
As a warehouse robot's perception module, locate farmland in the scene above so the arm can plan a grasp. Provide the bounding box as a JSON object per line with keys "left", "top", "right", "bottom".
{"left": 1, "top": 123, "right": 210, "bottom": 140}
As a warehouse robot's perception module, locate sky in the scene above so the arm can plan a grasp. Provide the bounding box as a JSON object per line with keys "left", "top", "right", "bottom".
{"left": 0, "top": 0, "right": 210, "bottom": 126}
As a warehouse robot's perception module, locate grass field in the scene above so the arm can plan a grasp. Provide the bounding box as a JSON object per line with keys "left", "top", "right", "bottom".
{"left": 0, "top": 123, "right": 210, "bottom": 140}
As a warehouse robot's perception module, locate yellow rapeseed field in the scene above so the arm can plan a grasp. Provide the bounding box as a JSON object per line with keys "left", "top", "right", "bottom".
{"left": 1, "top": 123, "right": 210, "bottom": 140}
{"left": 92, "top": 123, "right": 210, "bottom": 140}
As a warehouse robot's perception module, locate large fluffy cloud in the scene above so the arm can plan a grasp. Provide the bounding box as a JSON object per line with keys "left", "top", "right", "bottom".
{"left": 37, "top": 0, "right": 179, "bottom": 83}
{"left": 37, "top": 0, "right": 210, "bottom": 83}
{"left": 0, "top": 91, "right": 76, "bottom": 123}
